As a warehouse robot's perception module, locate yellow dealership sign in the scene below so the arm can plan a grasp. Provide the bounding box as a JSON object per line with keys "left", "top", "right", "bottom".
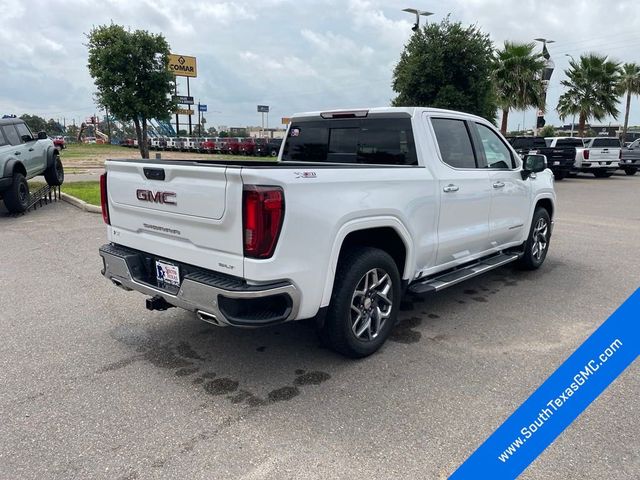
{"left": 168, "top": 54, "right": 197, "bottom": 78}
{"left": 176, "top": 108, "right": 194, "bottom": 115}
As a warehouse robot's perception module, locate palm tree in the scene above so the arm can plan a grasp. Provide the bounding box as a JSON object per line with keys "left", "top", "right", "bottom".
{"left": 493, "top": 42, "right": 546, "bottom": 134}
{"left": 557, "top": 54, "right": 621, "bottom": 137}
{"left": 617, "top": 63, "right": 640, "bottom": 144}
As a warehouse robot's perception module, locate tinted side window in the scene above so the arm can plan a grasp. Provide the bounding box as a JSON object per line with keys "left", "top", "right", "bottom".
{"left": 2, "top": 125, "right": 21, "bottom": 146}
{"left": 15, "top": 122, "right": 33, "bottom": 141}
{"left": 431, "top": 118, "right": 477, "bottom": 169}
{"left": 282, "top": 118, "right": 417, "bottom": 165}
{"left": 475, "top": 123, "right": 515, "bottom": 169}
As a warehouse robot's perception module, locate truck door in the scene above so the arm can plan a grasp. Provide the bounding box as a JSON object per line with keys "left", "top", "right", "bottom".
{"left": 15, "top": 122, "right": 46, "bottom": 176}
{"left": 429, "top": 117, "right": 492, "bottom": 265}
{"left": 1, "top": 124, "right": 29, "bottom": 173}
{"left": 471, "top": 122, "right": 531, "bottom": 248}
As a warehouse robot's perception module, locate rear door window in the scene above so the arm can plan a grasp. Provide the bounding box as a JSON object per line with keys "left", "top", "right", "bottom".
{"left": 431, "top": 118, "right": 477, "bottom": 169}
{"left": 282, "top": 118, "right": 417, "bottom": 165}
{"left": 2, "top": 125, "right": 21, "bottom": 146}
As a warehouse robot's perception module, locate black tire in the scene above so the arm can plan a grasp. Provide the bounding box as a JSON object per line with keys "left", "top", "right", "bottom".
{"left": 319, "top": 247, "right": 401, "bottom": 358}
{"left": 554, "top": 171, "right": 567, "bottom": 181}
{"left": 3, "top": 173, "right": 30, "bottom": 213}
{"left": 518, "top": 208, "right": 551, "bottom": 270}
{"left": 593, "top": 171, "right": 613, "bottom": 178}
{"left": 44, "top": 153, "right": 64, "bottom": 186}
{"left": 624, "top": 168, "right": 637, "bottom": 176}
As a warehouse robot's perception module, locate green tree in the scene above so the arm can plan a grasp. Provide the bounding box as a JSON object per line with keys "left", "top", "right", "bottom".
{"left": 493, "top": 42, "right": 546, "bottom": 134}
{"left": 86, "top": 24, "right": 175, "bottom": 158}
{"left": 20, "top": 114, "right": 47, "bottom": 133}
{"left": 392, "top": 17, "right": 496, "bottom": 121}
{"left": 538, "top": 124, "right": 556, "bottom": 137}
{"left": 617, "top": 63, "right": 640, "bottom": 144}
{"left": 557, "top": 54, "right": 620, "bottom": 137}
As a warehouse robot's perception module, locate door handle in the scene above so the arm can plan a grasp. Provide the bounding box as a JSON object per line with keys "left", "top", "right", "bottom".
{"left": 28, "top": 148, "right": 34, "bottom": 152}
{"left": 493, "top": 181, "right": 506, "bottom": 189}
{"left": 443, "top": 184, "right": 459, "bottom": 193}
{"left": 14, "top": 151, "right": 21, "bottom": 156}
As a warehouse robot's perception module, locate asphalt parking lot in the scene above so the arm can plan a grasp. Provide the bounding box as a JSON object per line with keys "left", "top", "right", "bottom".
{"left": 1, "top": 173, "right": 638, "bottom": 480}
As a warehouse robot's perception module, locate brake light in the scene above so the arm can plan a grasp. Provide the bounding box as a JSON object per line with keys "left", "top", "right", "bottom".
{"left": 583, "top": 149, "right": 590, "bottom": 160}
{"left": 100, "top": 172, "right": 110, "bottom": 225}
{"left": 243, "top": 186, "right": 284, "bottom": 258}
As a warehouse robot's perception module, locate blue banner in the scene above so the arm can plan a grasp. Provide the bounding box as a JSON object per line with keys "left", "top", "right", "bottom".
{"left": 450, "top": 288, "right": 640, "bottom": 479}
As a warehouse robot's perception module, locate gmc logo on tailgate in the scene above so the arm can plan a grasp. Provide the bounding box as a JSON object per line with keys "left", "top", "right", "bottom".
{"left": 136, "top": 189, "right": 177, "bottom": 205}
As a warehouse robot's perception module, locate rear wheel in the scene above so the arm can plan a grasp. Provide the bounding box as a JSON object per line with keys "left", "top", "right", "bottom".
{"left": 44, "top": 153, "right": 64, "bottom": 186}
{"left": 3, "top": 173, "right": 30, "bottom": 213}
{"left": 554, "top": 170, "right": 567, "bottom": 181}
{"left": 518, "top": 208, "right": 551, "bottom": 270}
{"left": 624, "top": 167, "right": 637, "bottom": 176}
{"left": 319, "top": 247, "right": 401, "bottom": 358}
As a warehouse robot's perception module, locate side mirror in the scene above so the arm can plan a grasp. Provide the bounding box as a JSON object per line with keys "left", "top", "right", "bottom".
{"left": 21, "top": 134, "right": 34, "bottom": 142}
{"left": 37, "top": 131, "right": 48, "bottom": 140}
{"left": 522, "top": 154, "right": 547, "bottom": 179}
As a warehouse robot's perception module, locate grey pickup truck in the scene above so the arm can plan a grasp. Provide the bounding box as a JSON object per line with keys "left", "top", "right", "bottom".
{"left": 0, "top": 117, "right": 64, "bottom": 213}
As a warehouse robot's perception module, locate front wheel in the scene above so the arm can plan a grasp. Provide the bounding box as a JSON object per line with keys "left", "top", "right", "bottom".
{"left": 319, "top": 247, "right": 401, "bottom": 358}
{"left": 44, "top": 153, "right": 64, "bottom": 186}
{"left": 624, "top": 168, "right": 637, "bottom": 176}
{"left": 518, "top": 208, "right": 551, "bottom": 270}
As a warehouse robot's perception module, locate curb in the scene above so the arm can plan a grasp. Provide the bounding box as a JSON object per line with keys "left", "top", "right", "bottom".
{"left": 60, "top": 192, "right": 102, "bottom": 214}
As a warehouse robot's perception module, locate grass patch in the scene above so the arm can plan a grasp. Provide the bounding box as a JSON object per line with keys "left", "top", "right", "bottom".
{"left": 62, "top": 181, "right": 100, "bottom": 206}
{"left": 61, "top": 143, "right": 131, "bottom": 159}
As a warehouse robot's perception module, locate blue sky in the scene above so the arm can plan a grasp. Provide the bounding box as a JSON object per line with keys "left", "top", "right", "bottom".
{"left": 1, "top": 0, "right": 640, "bottom": 131}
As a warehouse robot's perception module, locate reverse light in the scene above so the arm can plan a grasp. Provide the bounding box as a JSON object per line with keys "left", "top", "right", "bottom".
{"left": 100, "top": 172, "right": 110, "bottom": 225}
{"left": 243, "top": 185, "right": 285, "bottom": 259}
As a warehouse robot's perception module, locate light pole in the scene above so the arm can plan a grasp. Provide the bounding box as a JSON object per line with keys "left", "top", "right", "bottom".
{"left": 565, "top": 54, "right": 576, "bottom": 136}
{"left": 402, "top": 8, "right": 433, "bottom": 31}
{"left": 534, "top": 38, "right": 555, "bottom": 135}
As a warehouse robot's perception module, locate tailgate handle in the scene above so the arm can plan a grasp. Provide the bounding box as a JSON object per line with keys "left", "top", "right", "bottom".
{"left": 144, "top": 167, "right": 165, "bottom": 181}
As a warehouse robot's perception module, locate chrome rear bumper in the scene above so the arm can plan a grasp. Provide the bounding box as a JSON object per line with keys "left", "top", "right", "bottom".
{"left": 99, "top": 243, "right": 300, "bottom": 327}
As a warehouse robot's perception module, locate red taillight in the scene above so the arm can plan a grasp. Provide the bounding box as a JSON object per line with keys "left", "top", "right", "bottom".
{"left": 583, "top": 149, "right": 590, "bottom": 160}
{"left": 243, "top": 185, "right": 284, "bottom": 259}
{"left": 100, "top": 173, "right": 110, "bottom": 225}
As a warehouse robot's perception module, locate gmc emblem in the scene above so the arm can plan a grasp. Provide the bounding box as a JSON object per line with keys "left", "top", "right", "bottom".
{"left": 136, "top": 189, "right": 177, "bottom": 205}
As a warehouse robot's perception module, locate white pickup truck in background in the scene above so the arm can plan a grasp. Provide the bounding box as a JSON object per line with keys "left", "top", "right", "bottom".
{"left": 574, "top": 137, "right": 621, "bottom": 177}
{"left": 99, "top": 107, "right": 555, "bottom": 357}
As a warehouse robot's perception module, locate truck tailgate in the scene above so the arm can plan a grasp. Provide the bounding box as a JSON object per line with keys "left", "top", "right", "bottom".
{"left": 105, "top": 160, "right": 245, "bottom": 275}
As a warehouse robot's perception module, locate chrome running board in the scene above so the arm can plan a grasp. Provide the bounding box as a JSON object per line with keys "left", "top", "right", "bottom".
{"left": 408, "top": 253, "right": 520, "bottom": 295}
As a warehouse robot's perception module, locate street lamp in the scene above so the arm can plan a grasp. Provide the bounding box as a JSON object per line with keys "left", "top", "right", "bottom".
{"left": 534, "top": 38, "right": 555, "bottom": 133}
{"left": 402, "top": 8, "right": 433, "bottom": 32}
{"left": 564, "top": 54, "right": 577, "bottom": 136}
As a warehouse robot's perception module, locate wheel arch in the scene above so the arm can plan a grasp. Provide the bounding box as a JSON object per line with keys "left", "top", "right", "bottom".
{"left": 535, "top": 197, "right": 554, "bottom": 219}
{"left": 4, "top": 159, "right": 26, "bottom": 178}
{"left": 320, "top": 217, "right": 414, "bottom": 308}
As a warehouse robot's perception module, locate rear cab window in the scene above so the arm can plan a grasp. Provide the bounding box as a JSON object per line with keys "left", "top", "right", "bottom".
{"left": 282, "top": 117, "right": 418, "bottom": 165}
{"left": 554, "top": 138, "right": 584, "bottom": 148}
{"left": 590, "top": 138, "right": 621, "bottom": 148}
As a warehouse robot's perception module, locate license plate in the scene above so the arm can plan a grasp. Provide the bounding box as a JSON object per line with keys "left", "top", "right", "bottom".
{"left": 553, "top": 161, "right": 560, "bottom": 166}
{"left": 156, "top": 260, "right": 180, "bottom": 287}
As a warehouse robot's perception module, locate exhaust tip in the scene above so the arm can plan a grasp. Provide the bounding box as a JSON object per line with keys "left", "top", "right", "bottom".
{"left": 196, "top": 310, "right": 223, "bottom": 326}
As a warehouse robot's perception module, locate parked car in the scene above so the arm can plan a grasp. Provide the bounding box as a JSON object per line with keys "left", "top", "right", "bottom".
{"left": 98, "top": 107, "right": 555, "bottom": 358}
{"left": 543, "top": 137, "right": 585, "bottom": 179}
{"left": 0, "top": 118, "right": 64, "bottom": 213}
{"left": 507, "top": 136, "right": 574, "bottom": 180}
{"left": 165, "top": 137, "right": 179, "bottom": 151}
{"left": 576, "top": 137, "right": 621, "bottom": 178}
{"left": 52, "top": 136, "right": 66, "bottom": 150}
{"left": 222, "top": 137, "right": 243, "bottom": 155}
{"left": 620, "top": 138, "right": 640, "bottom": 175}
{"left": 255, "top": 138, "right": 282, "bottom": 157}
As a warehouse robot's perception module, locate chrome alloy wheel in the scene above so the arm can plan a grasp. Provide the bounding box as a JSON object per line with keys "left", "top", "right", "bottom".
{"left": 531, "top": 217, "right": 549, "bottom": 261}
{"left": 350, "top": 268, "right": 393, "bottom": 341}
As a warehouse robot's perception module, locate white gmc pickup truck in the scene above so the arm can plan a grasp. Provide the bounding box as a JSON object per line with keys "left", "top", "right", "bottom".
{"left": 99, "top": 107, "right": 555, "bottom": 357}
